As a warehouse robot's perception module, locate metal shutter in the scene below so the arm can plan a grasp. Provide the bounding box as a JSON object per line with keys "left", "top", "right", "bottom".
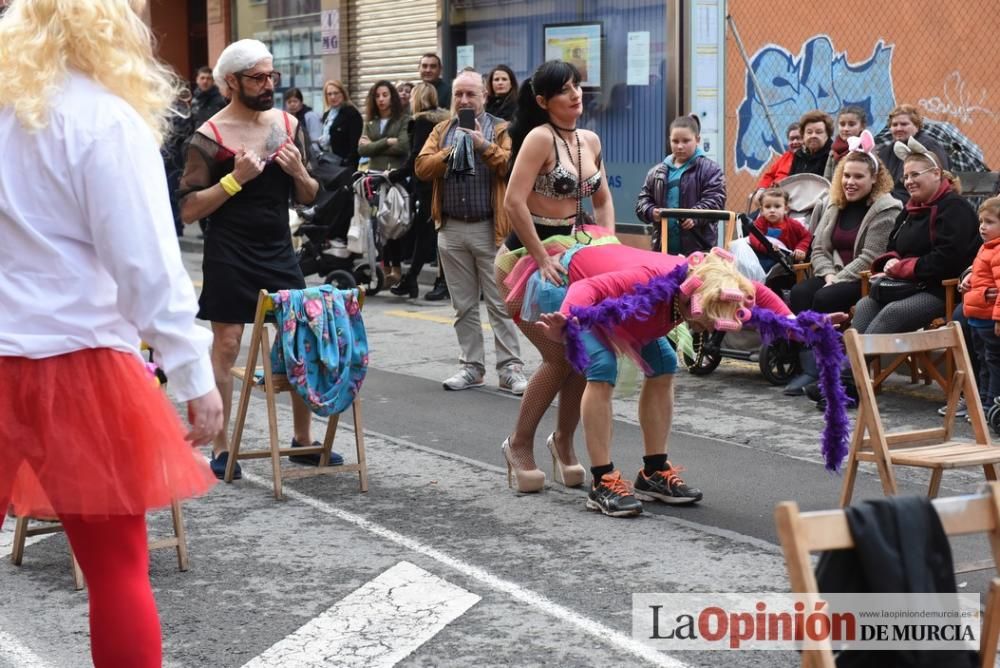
{"left": 347, "top": 0, "right": 439, "bottom": 108}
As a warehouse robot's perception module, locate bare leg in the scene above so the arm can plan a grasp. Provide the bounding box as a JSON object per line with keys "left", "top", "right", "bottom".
{"left": 581, "top": 381, "right": 614, "bottom": 468}
{"left": 210, "top": 322, "right": 244, "bottom": 457}
{"left": 291, "top": 394, "right": 313, "bottom": 444}
{"left": 638, "top": 375, "right": 673, "bottom": 456}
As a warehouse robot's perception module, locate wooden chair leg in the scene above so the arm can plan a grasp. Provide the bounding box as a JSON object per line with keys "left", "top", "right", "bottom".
{"left": 227, "top": 372, "right": 255, "bottom": 484}
{"left": 838, "top": 424, "right": 865, "bottom": 507}
{"left": 928, "top": 468, "right": 944, "bottom": 498}
{"left": 981, "top": 579, "right": 1000, "bottom": 668}
{"left": 353, "top": 399, "right": 368, "bottom": 493}
{"left": 319, "top": 412, "right": 341, "bottom": 468}
{"left": 170, "top": 501, "right": 189, "bottom": 572}
{"left": 260, "top": 327, "right": 283, "bottom": 500}
{"left": 10, "top": 516, "right": 28, "bottom": 565}
{"left": 986, "top": 464, "right": 999, "bottom": 482}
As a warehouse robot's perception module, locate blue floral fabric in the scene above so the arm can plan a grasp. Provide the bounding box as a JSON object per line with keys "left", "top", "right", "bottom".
{"left": 269, "top": 286, "right": 368, "bottom": 417}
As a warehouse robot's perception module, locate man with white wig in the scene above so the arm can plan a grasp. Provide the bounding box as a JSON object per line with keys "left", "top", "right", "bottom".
{"left": 179, "top": 39, "right": 331, "bottom": 477}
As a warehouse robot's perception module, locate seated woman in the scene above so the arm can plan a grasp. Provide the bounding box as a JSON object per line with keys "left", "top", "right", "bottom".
{"left": 783, "top": 130, "right": 902, "bottom": 395}
{"left": 533, "top": 248, "right": 792, "bottom": 517}
{"left": 788, "top": 110, "right": 833, "bottom": 178}
{"left": 757, "top": 122, "right": 803, "bottom": 189}
{"left": 853, "top": 137, "right": 979, "bottom": 336}
{"left": 823, "top": 105, "right": 867, "bottom": 180}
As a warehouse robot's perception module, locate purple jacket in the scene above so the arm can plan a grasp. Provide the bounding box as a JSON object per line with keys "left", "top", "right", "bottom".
{"left": 635, "top": 155, "right": 727, "bottom": 254}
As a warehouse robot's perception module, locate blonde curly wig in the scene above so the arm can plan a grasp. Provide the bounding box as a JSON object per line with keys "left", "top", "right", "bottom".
{"left": 0, "top": 0, "right": 179, "bottom": 144}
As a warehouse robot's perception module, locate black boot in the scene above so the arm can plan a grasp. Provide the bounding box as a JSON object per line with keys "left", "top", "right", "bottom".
{"left": 390, "top": 273, "right": 418, "bottom": 298}
{"left": 807, "top": 371, "right": 859, "bottom": 411}
{"left": 424, "top": 277, "right": 449, "bottom": 301}
{"left": 783, "top": 348, "right": 818, "bottom": 396}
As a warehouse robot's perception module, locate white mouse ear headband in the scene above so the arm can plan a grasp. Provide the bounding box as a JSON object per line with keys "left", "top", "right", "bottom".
{"left": 893, "top": 135, "right": 938, "bottom": 168}
{"left": 846, "top": 129, "right": 879, "bottom": 173}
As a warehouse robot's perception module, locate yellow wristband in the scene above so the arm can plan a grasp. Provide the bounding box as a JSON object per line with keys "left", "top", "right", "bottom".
{"left": 220, "top": 173, "right": 242, "bottom": 197}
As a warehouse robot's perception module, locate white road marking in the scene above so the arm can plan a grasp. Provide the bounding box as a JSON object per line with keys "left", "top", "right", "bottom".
{"left": 240, "top": 470, "right": 690, "bottom": 668}
{"left": 0, "top": 628, "right": 52, "bottom": 668}
{"left": 241, "top": 561, "right": 479, "bottom": 668}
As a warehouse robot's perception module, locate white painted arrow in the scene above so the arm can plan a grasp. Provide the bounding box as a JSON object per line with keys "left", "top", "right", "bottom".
{"left": 241, "top": 561, "right": 480, "bottom": 668}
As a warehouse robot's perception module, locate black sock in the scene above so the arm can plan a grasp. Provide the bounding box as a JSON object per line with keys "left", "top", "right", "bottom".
{"left": 643, "top": 454, "right": 669, "bottom": 475}
{"left": 591, "top": 463, "right": 615, "bottom": 486}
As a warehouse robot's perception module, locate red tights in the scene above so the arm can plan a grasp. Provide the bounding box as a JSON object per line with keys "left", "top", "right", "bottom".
{"left": 60, "top": 514, "right": 162, "bottom": 668}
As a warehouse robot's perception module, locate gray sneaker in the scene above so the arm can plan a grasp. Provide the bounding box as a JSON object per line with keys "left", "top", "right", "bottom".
{"left": 443, "top": 366, "right": 485, "bottom": 391}
{"left": 938, "top": 398, "right": 968, "bottom": 418}
{"left": 498, "top": 364, "right": 528, "bottom": 395}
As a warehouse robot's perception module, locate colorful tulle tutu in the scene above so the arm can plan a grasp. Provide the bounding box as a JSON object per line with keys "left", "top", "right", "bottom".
{"left": 0, "top": 348, "right": 216, "bottom": 518}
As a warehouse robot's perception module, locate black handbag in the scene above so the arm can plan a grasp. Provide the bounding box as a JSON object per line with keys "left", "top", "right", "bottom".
{"left": 869, "top": 276, "right": 925, "bottom": 303}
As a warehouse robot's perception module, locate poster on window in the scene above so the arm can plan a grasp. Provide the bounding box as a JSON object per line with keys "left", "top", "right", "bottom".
{"left": 543, "top": 23, "right": 602, "bottom": 88}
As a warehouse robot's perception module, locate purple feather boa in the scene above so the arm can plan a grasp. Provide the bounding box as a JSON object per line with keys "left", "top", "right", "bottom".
{"left": 558, "top": 264, "right": 851, "bottom": 473}
{"left": 561, "top": 263, "right": 690, "bottom": 373}
{"left": 749, "top": 308, "right": 850, "bottom": 473}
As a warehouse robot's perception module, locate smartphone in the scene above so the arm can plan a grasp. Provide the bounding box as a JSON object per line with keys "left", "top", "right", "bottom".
{"left": 458, "top": 108, "right": 476, "bottom": 130}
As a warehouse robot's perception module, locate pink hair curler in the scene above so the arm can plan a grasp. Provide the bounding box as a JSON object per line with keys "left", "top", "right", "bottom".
{"left": 687, "top": 251, "right": 706, "bottom": 266}
{"left": 710, "top": 247, "right": 735, "bottom": 262}
{"left": 713, "top": 318, "right": 741, "bottom": 331}
{"left": 679, "top": 276, "right": 703, "bottom": 296}
{"left": 689, "top": 294, "right": 703, "bottom": 317}
{"left": 719, "top": 288, "right": 744, "bottom": 302}
{"left": 743, "top": 293, "right": 756, "bottom": 308}
{"left": 735, "top": 307, "right": 752, "bottom": 322}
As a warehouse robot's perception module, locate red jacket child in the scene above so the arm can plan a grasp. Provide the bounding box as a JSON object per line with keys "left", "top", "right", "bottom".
{"left": 749, "top": 215, "right": 812, "bottom": 256}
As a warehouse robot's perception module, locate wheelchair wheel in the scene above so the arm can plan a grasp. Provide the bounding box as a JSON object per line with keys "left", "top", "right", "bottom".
{"left": 685, "top": 331, "right": 722, "bottom": 376}
{"left": 324, "top": 269, "right": 357, "bottom": 290}
{"left": 988, "top": 403, "right": 1000, "bottom": 436}
{"left": 354, "top": 264, "right": 385, "bottom": 296}
{"left": 759, "top": 339, "right": 801, "bottom": 385}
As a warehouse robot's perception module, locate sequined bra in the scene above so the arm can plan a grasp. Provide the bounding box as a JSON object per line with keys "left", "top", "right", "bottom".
{"left": 532, "top": 130, "right": 603, "bottom": 200}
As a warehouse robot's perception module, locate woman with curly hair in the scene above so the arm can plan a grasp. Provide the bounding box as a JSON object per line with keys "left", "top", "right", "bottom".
{"left": 0, "top": 0, "right": 222, "bottom": 664}
{"left": 783, "top": 130, "right": 902, "bottom": 394}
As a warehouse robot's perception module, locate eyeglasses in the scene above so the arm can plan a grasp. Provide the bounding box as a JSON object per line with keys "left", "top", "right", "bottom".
{"left": 903, "top": 166, "right": 936, "bottom": 181}
{"left": 237, "top": 71, "right": 281, "bottom": 86}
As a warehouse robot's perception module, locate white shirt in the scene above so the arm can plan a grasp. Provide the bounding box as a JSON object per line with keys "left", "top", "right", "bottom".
{"left": 0, "top": 72, "right": 214, "bottom": 402}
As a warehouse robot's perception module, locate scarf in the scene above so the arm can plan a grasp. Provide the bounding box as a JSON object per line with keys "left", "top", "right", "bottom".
{"left": 831, "top": 135, "right": 850, "bottom": 163}
{"left": 662, "top": 147, "right": 706, "bottom": 253}
{"left": 905, "top": 180, "right": 952, "bottom": 214}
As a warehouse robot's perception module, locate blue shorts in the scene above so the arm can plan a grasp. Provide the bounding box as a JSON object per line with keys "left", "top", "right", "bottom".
{"left": 581, "top": 333, "right": 677, "bottom": 385}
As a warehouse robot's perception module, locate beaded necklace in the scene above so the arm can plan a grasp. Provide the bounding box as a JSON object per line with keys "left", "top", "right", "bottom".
{"left": 550, "top": 122, "right": 584, "bottom": 232}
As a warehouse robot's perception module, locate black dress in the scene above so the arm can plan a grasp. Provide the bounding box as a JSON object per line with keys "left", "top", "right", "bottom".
{"left": 179, "top": 114, "right": 308, "bottom": 323}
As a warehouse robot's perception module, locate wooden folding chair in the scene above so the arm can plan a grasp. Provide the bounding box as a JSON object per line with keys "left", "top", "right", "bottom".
{"left": 776, "top": 483, "right": 1000, "bottom": 668}
{"left": 228, "top": 288, "right": 368, "bottom": 499}
{"left": 859, "top": 270, "right": 960, "bottom": 394}
{"left": 840, "top": 323, "right": 1000, "bottom": 507}
{"left": 10, "top": 501, "right": 189, "bottom": 591}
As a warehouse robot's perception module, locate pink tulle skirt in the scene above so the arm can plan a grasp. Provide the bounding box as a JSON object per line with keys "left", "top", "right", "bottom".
{"left": 0, "top": 348, "right": 216, "bottom": 518}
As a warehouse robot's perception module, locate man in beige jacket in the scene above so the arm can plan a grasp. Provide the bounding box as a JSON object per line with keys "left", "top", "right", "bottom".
{"left": 415, "top": 70, "right": 525, "bottom": 394}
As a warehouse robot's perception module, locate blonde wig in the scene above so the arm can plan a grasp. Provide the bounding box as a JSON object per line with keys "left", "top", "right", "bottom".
{"left": 213, "top": 39, "right": 271, "bottom": 98}
{"left": 829, "top": 153, "right": 894, "bottom": 208}
{"left": 0, "top": 0, "right": 179, "bottom": 145}
{"left": 688, "top": 252, "right": 755, "bottom": 325}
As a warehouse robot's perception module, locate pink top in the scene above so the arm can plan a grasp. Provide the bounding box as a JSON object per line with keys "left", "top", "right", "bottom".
{"left": 560, "top": 244, "right": 790, "bottom": 346}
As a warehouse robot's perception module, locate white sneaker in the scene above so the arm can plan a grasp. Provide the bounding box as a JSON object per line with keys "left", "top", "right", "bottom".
{"left": 443, "top": 366, "right": 485, "bottom": 391}
{"left": 498, "top": 365, "right": 528, "bottom": 396}
{"left": 938, "top": 398, "right": 968, "bottom": 417}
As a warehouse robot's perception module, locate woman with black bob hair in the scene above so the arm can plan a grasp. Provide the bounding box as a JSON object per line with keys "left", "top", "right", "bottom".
{"left": 485, "top": 64, "right": 518, "bottom": 121}
{"left": 495, "top": 59, "right": 615, "bottom": 494}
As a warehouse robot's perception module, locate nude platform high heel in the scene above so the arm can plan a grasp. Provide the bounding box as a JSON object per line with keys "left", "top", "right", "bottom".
{"left": 501, "top": 437, "right": 545, "bottom": 493}
{"left": 546, "top": 433, "right": 586, "bottom": 488}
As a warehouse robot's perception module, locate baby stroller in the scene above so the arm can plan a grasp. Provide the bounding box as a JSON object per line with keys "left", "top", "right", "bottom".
{"left": 294, "top": 159, "right": 388, "bottom": 295}
{"left": 655, "top": 207, "right": 801, "bottom": 385}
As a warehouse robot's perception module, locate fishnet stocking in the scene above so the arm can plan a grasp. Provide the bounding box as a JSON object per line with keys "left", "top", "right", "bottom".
{"left": 496, "top": 259, "right": 585, "bottom": 471}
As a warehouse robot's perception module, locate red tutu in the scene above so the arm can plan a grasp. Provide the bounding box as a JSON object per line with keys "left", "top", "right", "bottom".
{"left": 0, "top": 348, "right": 216, "bottom": 518}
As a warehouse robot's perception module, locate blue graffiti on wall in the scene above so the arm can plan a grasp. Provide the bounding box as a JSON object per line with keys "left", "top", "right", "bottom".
{"left": 735, "top": 36, "right": 896, "bottom": 172}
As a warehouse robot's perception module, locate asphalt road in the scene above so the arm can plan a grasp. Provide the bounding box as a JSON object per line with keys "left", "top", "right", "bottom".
{"left": 1, "top": 245, "right": 996, "bottom": 667}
